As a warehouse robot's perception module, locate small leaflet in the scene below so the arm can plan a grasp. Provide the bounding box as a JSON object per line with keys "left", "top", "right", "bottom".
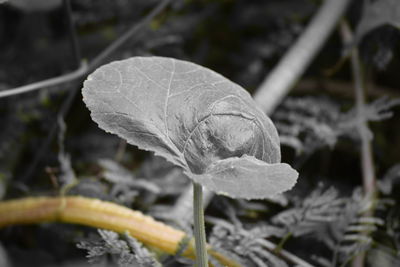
{"left": 189, "top": 156, "right": 298, "bottom": 199}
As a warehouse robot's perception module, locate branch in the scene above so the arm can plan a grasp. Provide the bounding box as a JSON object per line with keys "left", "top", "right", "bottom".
{"left": 253, "top": 0, "right": 352, "bottom": 114}
{"left": 0, "top": 62, "right": 88, "bottom": 98}
{"left": 0, "top": 0, "right": 171, "bottom": 99}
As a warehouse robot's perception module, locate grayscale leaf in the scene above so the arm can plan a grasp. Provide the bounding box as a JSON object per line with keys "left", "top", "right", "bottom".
{"left": 189, "top": 155, "right": 297, "bottom": 199}
{"left": 82, "top": 56, "right": 298, "bottom": 199}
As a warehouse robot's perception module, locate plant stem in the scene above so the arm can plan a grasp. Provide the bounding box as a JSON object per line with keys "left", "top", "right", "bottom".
{"left": 340, "top": 20, "right": 377, "bottom": 267}
{"left": 274, "top": 232, "right": 293, "bottom": 253}
{"left": 0, "top": 196, "right": 242, "bottom": 267}
{"left": 350, "top": 43, "right": 376, "bottom": 199}
{"left": 193, "top": 182, "right": 209, "bottom": 267}
{"left": 350, "top": 44, "right": 374, "bottom": 267}
{"left": 170, "top": 184, "right": 214, "bottom": 231}
{"left": 340, "top": 20, "right": 377, "bottom": 205}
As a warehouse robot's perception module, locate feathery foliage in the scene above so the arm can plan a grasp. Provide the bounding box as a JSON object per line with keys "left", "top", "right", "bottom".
{"left": 77, "top": 230, "right": 161, "bottom": 267}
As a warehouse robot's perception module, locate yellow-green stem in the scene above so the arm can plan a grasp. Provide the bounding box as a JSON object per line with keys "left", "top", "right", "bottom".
{"left": 0, "top": 196, "right": 241, "bottom": 267}
{"left": 274, "top": 232, "right": 293, "bottom": 253}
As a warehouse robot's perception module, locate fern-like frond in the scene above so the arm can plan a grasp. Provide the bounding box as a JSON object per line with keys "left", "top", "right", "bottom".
{"left": 272, "top": 186, "right": 345, "bottom": 237}
{"left": 272, "top": 185, "right": 386, "bottom": 266}
{"left": 274, "top": 96, "right": 400, "bottom": 155}
{"left": 77, "top": 229, "right": 161, "bottom": 267}
{"left": 208, "top": 208, "right": 288, "bottom": 267}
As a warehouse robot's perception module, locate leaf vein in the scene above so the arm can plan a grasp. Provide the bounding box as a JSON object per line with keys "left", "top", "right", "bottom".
{"left": 164, "top": 59, "right": 175, "bottom": 137}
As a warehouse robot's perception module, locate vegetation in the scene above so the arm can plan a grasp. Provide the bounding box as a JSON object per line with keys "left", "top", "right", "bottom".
{"left": 0, "top": 0, "right": 400, "bottom": 266}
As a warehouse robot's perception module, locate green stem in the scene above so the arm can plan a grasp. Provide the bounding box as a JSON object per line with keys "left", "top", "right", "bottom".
{"left": 274, "top": 232, "right": 293, "bottom": 253}
{"left": 0, "top": 196, "right": 243, "bottom": 266}
{"left": 193, "top": 182, "right": 209, "bottom": 267}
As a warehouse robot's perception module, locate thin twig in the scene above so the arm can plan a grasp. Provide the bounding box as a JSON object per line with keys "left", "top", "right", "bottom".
{"left": 0, "top": 0, "right": 171, "bottom": 99}
{"left": 62, "top": 0, "right": 81, "bottom": 68}
{"left": 253, "top": 0, "right": 352, "bottom": 114}
{"left": 341, "top": 20, "right": 377, "bottom": 267}
{"left": 0, "top": 63, "right": 88, "bottom": 98}
{"left": 347, "top": 30, "right": 376, "bottom": 199}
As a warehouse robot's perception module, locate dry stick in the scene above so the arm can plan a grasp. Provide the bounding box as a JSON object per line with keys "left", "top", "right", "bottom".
{"left": 0, "top": 196, "right": 242, "bottom": 267}
{"left": 253, "top": 0, "right": 352, "bottom": 114}
{"left": 170, "top": 0, "right": 352, "bottom": 265}
{"left": 0, "top": 63, "right": 88, "bottom": 98}
{"left": 0, "top": 0, "right": 171, "bottom": 99}
{"left": 341, "top": 21, "right": 377, "bottom": 267}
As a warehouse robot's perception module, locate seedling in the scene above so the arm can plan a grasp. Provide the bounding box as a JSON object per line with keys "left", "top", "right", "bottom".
{"left": 82, "top": 56, "right": 298, "bottom": 266}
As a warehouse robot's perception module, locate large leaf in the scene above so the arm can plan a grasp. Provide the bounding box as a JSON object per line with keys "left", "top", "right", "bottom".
{"left": 82, "top": 56, "right": 298, "bottom": 199}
